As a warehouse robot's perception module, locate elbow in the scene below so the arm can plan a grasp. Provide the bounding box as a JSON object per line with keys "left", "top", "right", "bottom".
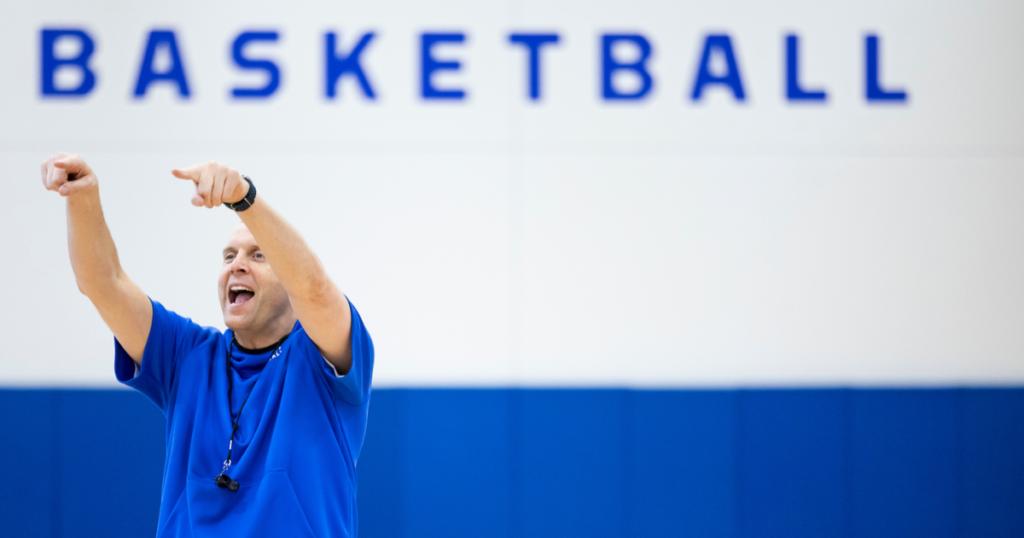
{"left": 295, "top": 261, "right": 331, "bottom": 296}
{"left": 76, "top": 279, "right": 106, "bottom": 300}
{"left": 295, "top": 273, "right": 344, "bottom": 310}
{"left": 75, "top": 269, "right": 123, "bottom": 299}
{"left": 75, "top": 274, "right": 97, "bottom": 297}
{"left": 304, "top": 275, "right": 336, "bottom": 306}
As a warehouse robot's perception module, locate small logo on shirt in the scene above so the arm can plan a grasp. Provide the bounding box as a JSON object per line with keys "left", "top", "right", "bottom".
{"left": 271, "top": 347, "right": 283, "bottom": 360}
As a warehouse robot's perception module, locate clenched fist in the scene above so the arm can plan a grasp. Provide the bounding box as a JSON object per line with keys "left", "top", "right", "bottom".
{"left": 172, "top": 161, "right": 250, "bottom": 208}
{"left": 41, "top": 153, "right": 97, "bottom": 197}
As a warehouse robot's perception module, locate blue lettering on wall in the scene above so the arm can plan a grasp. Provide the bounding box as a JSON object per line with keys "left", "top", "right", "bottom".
{"left": 601, "top": 34, "right": 653, "bottom": 100}
{"left": 691, "top": 34, "right": 745, "bottom": 101}
{"left": 421, "top": 33, "right": 467, "bottom": 100}
{"left": 231, "top": 31, "right": 280, "bottom": 99}
{"left": 325, "top": 32, "right": 376, "bottom": 99}
{"left": 865, "top": 34, "right": 908, "bottom": 103}
{"left": 40, "top": 29, "right": 97, "bottom": 97}
{"left": 133, "top": 30, "right": 190, "bottom": 98}
{"left": 785, "top": 34, "right": 827, "bottom": 102}
{"left": 509, "top": 33, "right": 560, "bottom": 101}
{"left": 33, "top": 26, "right": 916, "bottom": 108}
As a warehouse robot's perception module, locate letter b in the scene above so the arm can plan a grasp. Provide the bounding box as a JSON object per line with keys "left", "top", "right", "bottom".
{"left": 40, "top": 29, "right": 97, "bottom": 97}
{"left": 601, "top": 34, "right": 653, "bottom": 100}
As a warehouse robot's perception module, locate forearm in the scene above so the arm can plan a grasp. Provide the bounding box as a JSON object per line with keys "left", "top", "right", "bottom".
{"left": 42, "top": 153, "right": 152, "bottom": 362}
{"left": 66, "top": 186, "right": 127, "bottom": 297}
{"left": 237, "top": 193, "right": 352, "bottom": 366}
{"left": 236, "top": 195, "right": 335, "bottom": 303}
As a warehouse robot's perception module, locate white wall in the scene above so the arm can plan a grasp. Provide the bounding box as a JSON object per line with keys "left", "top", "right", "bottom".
{"left": 1, "top": 0, "right": 1022, "bottom": 386}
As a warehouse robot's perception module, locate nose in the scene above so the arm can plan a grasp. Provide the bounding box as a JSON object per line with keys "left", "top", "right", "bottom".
{"left": 229, "top": 254, "right": 249, "bottom": 274}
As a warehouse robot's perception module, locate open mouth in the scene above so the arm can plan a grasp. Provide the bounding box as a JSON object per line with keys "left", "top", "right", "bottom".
{"left": 229, "top": 286, "right": 255, "bottom": 305}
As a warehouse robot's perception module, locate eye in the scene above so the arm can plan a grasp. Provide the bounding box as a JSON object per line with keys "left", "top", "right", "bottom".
{"left": 224, "top": 253, "right": 235, "bottom": 262}
{"left": 253, "top": 252, "right": 265, "bottom": 261}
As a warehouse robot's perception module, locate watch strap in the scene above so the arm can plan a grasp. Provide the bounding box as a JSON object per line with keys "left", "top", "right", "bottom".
{"left": 224, "top": 175, "right": 256, "bottom": 212}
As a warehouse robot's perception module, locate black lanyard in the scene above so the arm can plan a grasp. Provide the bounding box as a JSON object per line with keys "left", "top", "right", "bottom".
{"left": 214, "top": 334, "right": 288, "bottom": 492}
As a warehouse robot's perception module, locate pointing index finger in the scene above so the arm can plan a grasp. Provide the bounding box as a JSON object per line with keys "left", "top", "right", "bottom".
{"left": 171, "top": 165, "right": 203, "bottom": 182}
{"left": 53, "top": 154, "right": 88, "bottom": 177}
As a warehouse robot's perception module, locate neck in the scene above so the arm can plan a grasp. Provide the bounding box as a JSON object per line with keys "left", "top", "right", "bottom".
{"left": 231, "top": 313, "right": 297, "bottom": 349}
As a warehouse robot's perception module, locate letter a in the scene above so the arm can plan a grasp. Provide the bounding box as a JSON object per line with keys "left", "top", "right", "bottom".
{"left": 134, "top": 30, "right": 191, "bottom": 98}
{"left": 691, "top": 34, "right": 745, "bottom": 101}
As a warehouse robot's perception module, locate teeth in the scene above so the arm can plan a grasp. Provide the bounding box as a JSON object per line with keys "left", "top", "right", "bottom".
{"left": 230, "top": 286, "right": 253, "bottom": 293}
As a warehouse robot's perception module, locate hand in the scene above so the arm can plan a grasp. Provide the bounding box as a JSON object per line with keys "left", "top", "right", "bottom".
{"left": 172, "top": 161, "right": 249, "bottom": 208}
{"left": 41, "top": 153, "right": 97, "bottom": 197}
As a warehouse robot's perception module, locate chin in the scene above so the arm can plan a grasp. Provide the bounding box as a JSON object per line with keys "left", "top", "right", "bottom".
{"left": 223, "top": 311, "right": 250, "bottom": 331}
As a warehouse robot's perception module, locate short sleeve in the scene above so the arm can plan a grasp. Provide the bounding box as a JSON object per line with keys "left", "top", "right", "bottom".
{"left": 114, "top": 298, "right": 213, "bottom": 411}
{"left": 296, "top": 299, "right": 374, "bottom": 406}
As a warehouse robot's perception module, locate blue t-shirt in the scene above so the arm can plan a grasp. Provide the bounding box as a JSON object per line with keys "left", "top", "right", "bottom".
{"left": 115, "top": 298, "right": 374, "bottom": 538}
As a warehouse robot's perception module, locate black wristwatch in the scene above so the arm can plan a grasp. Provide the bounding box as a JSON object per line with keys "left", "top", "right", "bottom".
{"left": 224, "top": 175, "right": 256, "bottom": 212}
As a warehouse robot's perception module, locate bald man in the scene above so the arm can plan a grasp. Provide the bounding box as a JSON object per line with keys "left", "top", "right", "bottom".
{"left": 41, "top": 154, "right": 373, "bottom": 537}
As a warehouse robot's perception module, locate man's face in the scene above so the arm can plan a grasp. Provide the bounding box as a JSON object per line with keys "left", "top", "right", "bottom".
{"left": 218, "top": 224, "right": 292, "bottom": 333}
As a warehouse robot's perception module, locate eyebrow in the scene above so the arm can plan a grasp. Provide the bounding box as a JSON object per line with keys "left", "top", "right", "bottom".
{"left": 222, "top": 245, "right": 261, "bottom": 256}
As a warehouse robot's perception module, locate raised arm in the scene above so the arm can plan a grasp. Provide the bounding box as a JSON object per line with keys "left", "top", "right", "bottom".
{"left": 172, "top": 162, "right": 353, "bottom": 373}
{"left": 41, "top": 153, "right": 153, "bottom": 364}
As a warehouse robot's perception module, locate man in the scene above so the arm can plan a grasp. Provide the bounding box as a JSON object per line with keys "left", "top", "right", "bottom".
{"left": 40, "top": 153, "right": 373, "bottom": 537}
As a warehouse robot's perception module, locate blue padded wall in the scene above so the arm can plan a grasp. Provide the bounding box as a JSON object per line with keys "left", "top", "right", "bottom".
{"left": 851, "top": 390, "right": 960, "bottom": 538}
{"left": 961, "top": 390, "right": 1024, "bottom": 537}
{"left": 627, "top": 390, "right": 736, "bottom": 537}
{"left": 1, "top": 388, "right": 1022, "bottom": 537}
{"left": 737, "top": 390, "right": 848, "bottom": 538}
{"left": 0, "top": 390, "right": 165, "bottom": 538}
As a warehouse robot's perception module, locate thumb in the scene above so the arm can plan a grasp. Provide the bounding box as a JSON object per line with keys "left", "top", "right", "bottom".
{"left": 191, "top": 185, "right": 204, "bottom": 207}
{"left": 58, "top": 175, "right": 96, "bottom": 197}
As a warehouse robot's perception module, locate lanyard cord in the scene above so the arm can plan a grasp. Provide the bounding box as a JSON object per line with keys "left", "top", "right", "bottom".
{"left": 220, "top": 334, "right": 288, "bottom": 474}
{"left": 223, "top": 338, "right": 255, "bottom": 469}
